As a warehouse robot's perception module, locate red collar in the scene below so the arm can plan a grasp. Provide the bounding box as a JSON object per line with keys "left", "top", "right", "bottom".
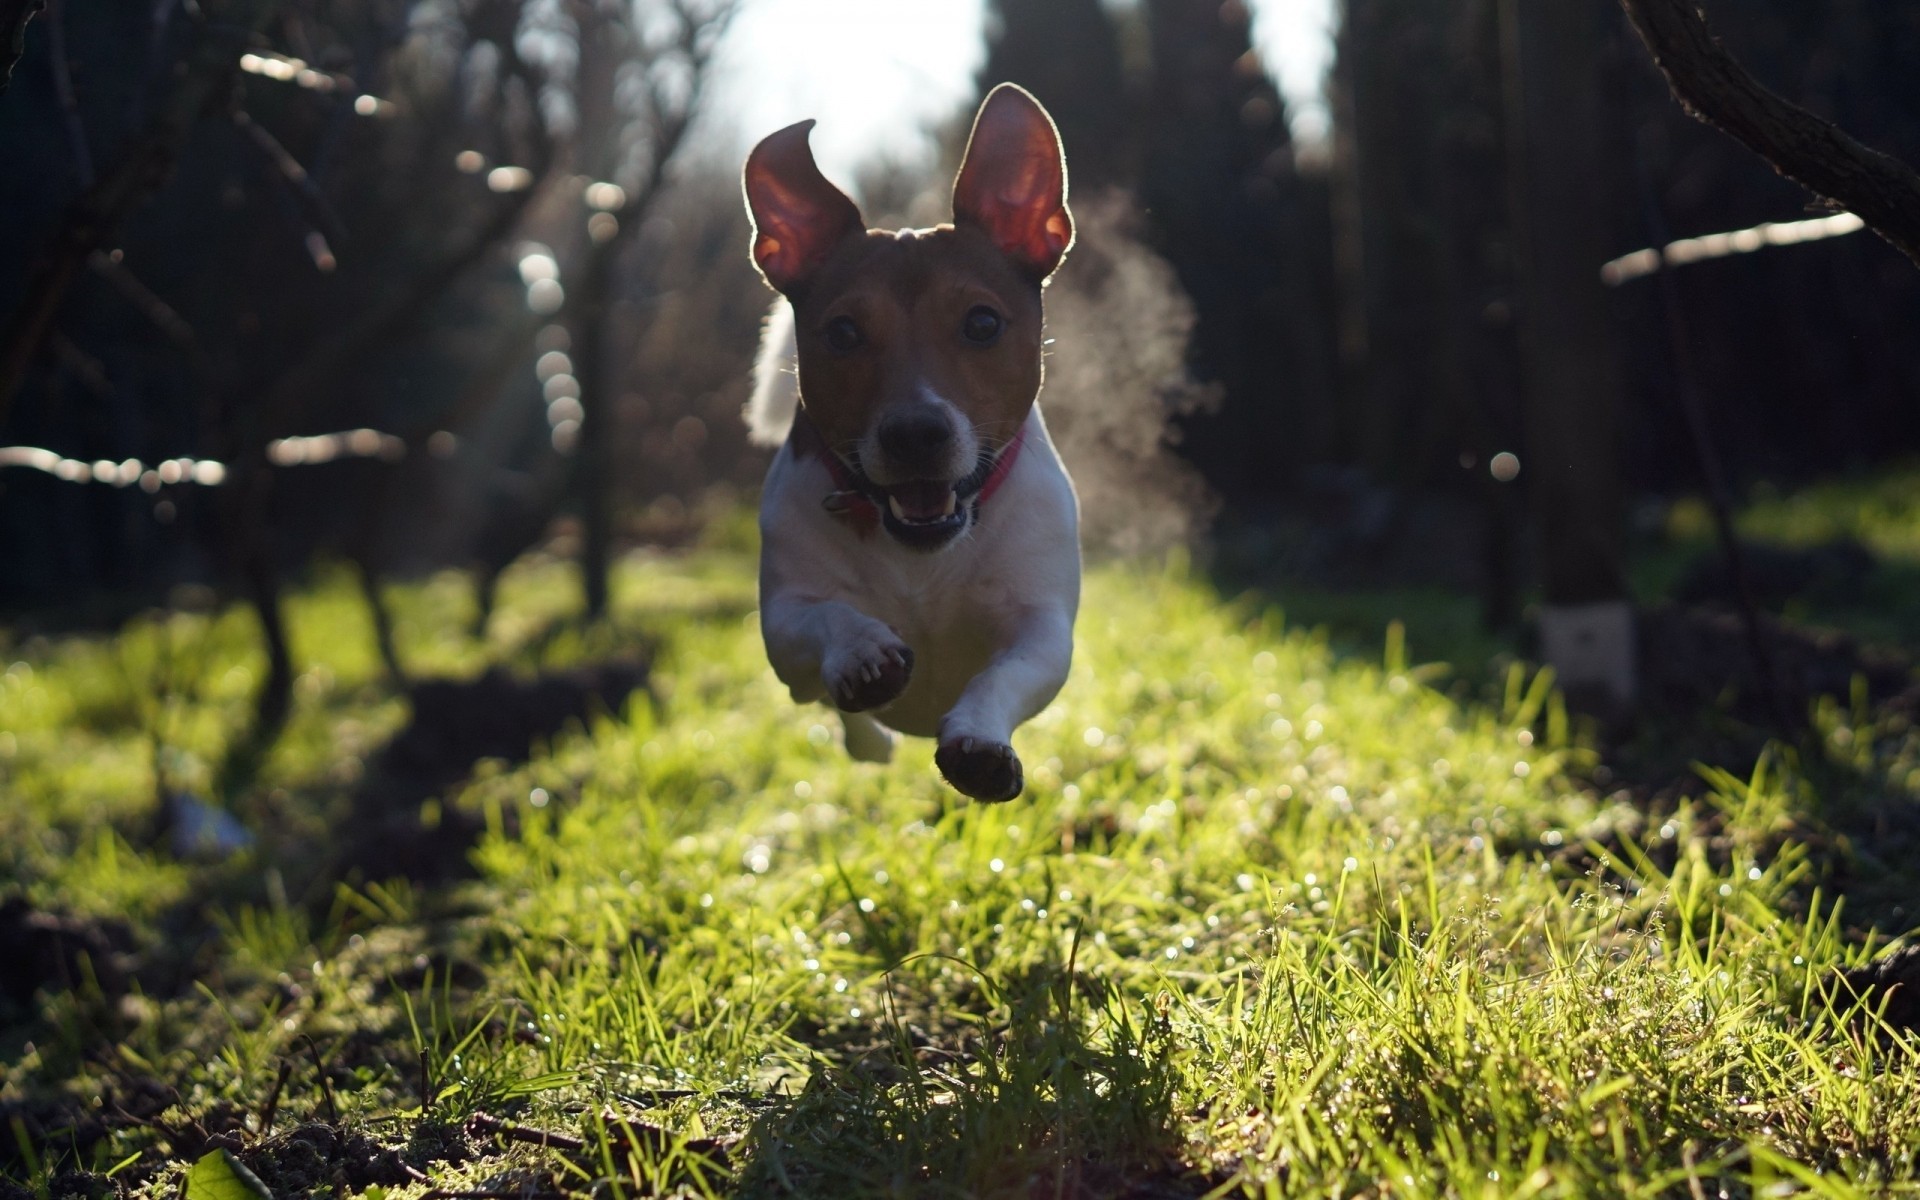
{"left": 788, "top": 408, "right": 1027, "bottom": 537}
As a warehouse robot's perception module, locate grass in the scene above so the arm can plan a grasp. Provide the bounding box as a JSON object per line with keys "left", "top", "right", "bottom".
{"left": 2, "top": 531, "right": 1918, "bottom": 1198}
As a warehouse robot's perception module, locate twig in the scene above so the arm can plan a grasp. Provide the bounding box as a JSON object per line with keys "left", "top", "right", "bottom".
{"left": 250, "top": 100, "right": 552, "bottom": 433}
{"left": 259, "top": 1058, "right": 292, "bottom": 1136}
{"left": 1600, "top": 211, "right": 1865, "bottom": 285}
{"left": 418, "top": 1048, "right": 434, "bottom": 1114}
{"left": 300, "top": 1035, "right": 340, "bottom": 1126}
{"left": 233, "top": 108, "right": 349, "bottom": 249}
{"left": 88, "top": 251, "right": 204, "bottom": 356}
{"left": 1618, "top": 0, "right": 1920, "bottom": 267}
{"left": 1682, "top": 1141, "right": 1708, "bottom": 1200}
{"left": 353, "top": 552, "right": 406, "bottom": 685}
{"left": 49, "top": 332, "right": 112, "bottom": 399}
{"left": 467, "top": 1113, "right": 587, "bottom": 1154}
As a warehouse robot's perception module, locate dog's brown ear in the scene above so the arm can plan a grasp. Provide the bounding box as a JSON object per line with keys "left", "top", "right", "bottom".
{"left": 743, "top": 120, "right": 866, "bottom": 294}
{"left": 952, "top": 84, "right": 1073, "bottom": 282}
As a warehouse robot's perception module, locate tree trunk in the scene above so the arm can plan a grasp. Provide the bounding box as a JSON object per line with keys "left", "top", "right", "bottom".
{"left": 218, "top": 471, "right": 295, "bottom": 799}
{"left": 1506, "top": 0, "right": 1634, "bottom": 706}
{"left": 573, "top": 245, "right": 616, "bottom": 621}
{"left": 355, "top": 556, "right": 406, "bottom": 687}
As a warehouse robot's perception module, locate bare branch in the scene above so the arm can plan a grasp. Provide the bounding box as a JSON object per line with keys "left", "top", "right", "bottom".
{"left": 88, "top": 251, "right": 206, "bottom": 358}
{"left": 1600, "top": 210, "right": 1865, "bottom": 285}
{"left": 47, "top": 0, "right": 92, "bottom": 183}
{"left": 0, "top": 0, "right": 284, "bottom": 424}
{"left": 0, "top": 0, "right": 44, "bottom": 95}
{"left": 1618, "top": 0, "right": 1920, "bottom": 268}
{"left": 49, "top": 333, "right": 112, "bottom": 399}
{"left": 233, "top": 108, "right": 350, "bottom": 250}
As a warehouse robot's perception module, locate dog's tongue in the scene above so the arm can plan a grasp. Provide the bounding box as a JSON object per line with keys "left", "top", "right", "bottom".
{"left": 889, "top": 480, "right": 955, "bottom": 521}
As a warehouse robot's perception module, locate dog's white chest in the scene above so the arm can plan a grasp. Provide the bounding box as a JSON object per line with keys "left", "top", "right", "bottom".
{"left": 829, "top": 543, "right": 1021, "bottom": 735}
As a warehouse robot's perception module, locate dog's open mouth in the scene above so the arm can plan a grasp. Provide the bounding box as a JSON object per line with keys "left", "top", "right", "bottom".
{"left": 879, "top": 479, "right": 969, "bottom": 547}
{"left": 884, "top": 481, "right": 959, "bottom": 525}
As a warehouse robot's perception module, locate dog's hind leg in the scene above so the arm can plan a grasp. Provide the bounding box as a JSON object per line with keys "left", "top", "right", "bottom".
{"left": 841, "top": 711, "right": 896, "bottom": 763}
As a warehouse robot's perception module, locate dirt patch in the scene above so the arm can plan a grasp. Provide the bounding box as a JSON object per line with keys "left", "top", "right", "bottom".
{"left": 1827, "top": 944, "right": 1920, "bottom": 1033}
{"left": 235, "top": 1120, "right": 475, "bottom": 1195}
{"left": 338, "top": 661, "right": 649, "bottom": 882}
{"left": 1636, "top": 604, "right": 1914, "bottom": 733}
{"left": 0, "top": 896, "right": 137, "bottom": 1013}
{"left": 0, "top": 1172, "right": 119, "bottom": 1200}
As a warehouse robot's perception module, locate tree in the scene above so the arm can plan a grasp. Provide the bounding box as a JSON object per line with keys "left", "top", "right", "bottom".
{"left": 1506, "top": 0, "right": 1632, "bottom": 706}
{"left": 1140, "top": 0, "right": 1335, "bottom": 499}
{"left": 0, "top": 0, "right": 565, "bottom": 785}
{"left": 976, "top": 0, "right": 1134, "bottom": 191}
{"left": 560, "top": 0, "right": 737, "bottom": 620}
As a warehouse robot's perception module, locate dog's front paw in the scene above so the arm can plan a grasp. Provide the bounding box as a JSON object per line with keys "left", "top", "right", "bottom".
{"left": 823, "top": 630, "right": 913, "bottom": 713}
{"left": 936, "top": 736, "right": 1024, "bottom": 803}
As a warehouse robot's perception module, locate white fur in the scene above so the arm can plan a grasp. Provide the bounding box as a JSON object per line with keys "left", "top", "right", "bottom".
{"left": 755, "top": 405, "right": 1081, "bottom": 789}
{"left": 745, "top": 299, "right": 799, "bottom": 448}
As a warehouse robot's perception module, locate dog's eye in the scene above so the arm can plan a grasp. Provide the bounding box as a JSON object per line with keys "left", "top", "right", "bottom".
{"left": 962, "top": 305, "right": 1004, "bottom": 345}
{"left": 824, "top": 316, "right": 862, "bottom": 353}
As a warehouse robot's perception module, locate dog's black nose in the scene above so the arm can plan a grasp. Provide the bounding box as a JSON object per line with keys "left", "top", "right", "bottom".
{"left": 877, "top": 407, "right": 956, "bottom": 466}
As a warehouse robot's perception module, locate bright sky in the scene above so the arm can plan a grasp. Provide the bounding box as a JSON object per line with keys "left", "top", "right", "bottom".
{"left": 708, "top": 0, "right": 1336, "bottom": 183}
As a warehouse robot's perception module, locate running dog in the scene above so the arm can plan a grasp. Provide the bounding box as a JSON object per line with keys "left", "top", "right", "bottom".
{"left": 741, "top": 83, "right": 1079, "bottom": 802}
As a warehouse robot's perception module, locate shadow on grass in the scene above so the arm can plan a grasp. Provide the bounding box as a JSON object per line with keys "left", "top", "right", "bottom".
{"left": 335, "top": 657, "right": 651, "bottom": 884}
{"left": 738, "top": 959, "right": 1221, "bottom": 1199}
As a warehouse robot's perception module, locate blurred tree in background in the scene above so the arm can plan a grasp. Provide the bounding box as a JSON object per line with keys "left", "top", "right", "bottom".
{"left": 0, "top": 0, "right": 740, "bottom": 785}
{"left": 977, "top": 0, "right": 1133, "bottom": 191}
{"left": 556, "top": 0, "right": 735, "bottom": 620}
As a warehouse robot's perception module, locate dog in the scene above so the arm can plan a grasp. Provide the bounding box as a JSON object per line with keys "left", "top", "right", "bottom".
{"left": 741, "top": 84, "right": 1079, "bottom": 802}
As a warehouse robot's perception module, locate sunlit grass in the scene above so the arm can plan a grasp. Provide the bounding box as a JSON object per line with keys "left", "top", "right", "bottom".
{"left": 1703, "top": 463, "right": 1920, "bottom": 562}
{"left": 2, "top": 539, "right": 1917, "bottom": 1197}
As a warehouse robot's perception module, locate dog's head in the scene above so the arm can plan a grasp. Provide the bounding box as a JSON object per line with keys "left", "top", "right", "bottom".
{"left": 743, "top": 84, "right": 1072, "bottom": 551}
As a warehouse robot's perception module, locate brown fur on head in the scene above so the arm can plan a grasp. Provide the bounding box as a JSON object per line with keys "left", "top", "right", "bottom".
{"left": 742, "top": 84, "right": 1072, "bottom": 546}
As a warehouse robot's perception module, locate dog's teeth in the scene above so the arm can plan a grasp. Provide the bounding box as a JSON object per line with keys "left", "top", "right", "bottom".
{"left": 888, "top": 496, "right": 908, "bottom": 522}
{"left": 941, "top": 492, "right": 957, "bottom": 516}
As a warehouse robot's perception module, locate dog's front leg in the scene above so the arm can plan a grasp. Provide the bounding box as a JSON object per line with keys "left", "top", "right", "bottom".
{"left": 761, "top": 595, "right": 915, "bottom": 715}
{"left": 936, "top": 608, "right": 1073, "bottom": 802}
